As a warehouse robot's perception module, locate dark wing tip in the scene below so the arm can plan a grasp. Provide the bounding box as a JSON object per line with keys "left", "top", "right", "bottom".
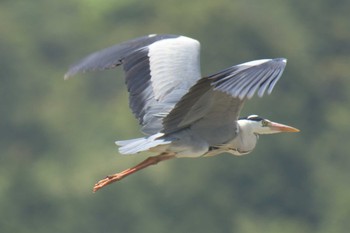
{"left": 63, "top": 45, "right": 125, "bottom": 80}
{"left": 64, "top": 34, "right": 181, "bottom": 80}
{"left": 64, "top": 64, "right": 87, "bottom": 80}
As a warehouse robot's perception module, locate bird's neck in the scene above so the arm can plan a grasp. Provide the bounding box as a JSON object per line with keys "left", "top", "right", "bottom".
{"left": 229, "top": 120, "right": 259, "bottom": 155}
{"left": 203, "top": 120, "right": 259, "bottom": 157}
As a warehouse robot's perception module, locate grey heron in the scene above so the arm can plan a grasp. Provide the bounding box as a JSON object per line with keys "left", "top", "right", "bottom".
{"left": 65, "top": 34, "right": 299, "bottom": 192}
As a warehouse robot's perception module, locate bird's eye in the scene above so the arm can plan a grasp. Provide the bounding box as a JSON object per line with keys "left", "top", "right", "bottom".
{"left": 262, "top": 120, "right": 268, "bottom": 127}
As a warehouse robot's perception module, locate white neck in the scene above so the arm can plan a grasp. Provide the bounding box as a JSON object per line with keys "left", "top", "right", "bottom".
{"left": 225, "top": 119, "right": 259, "bottom": 155}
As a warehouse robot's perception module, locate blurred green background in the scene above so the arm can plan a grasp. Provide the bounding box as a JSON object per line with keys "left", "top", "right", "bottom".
{"left": 2, "top": 0, "right": 350, "bottom": 232}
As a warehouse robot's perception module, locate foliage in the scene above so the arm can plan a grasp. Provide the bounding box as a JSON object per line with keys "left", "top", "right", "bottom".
{"left": 1, "top": 0, "right": 350, "bottom": 232}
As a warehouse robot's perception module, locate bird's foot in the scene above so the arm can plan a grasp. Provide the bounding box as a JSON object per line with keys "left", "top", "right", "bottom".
{"left": 93, "top": 174, "right": 124, "bottom": 192}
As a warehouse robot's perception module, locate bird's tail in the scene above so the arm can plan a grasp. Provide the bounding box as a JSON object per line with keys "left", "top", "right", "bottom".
{"left": 115, "top": 133, "right": 171, "bottom": 155}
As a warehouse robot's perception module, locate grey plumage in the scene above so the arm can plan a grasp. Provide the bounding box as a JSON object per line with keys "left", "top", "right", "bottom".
{"left": 65, "top": 34, "right": 299, "bottom": 191}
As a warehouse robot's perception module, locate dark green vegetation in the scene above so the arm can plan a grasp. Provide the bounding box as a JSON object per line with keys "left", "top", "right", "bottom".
{"left": 2, "top": 0, "right": 350, "bottom": 232}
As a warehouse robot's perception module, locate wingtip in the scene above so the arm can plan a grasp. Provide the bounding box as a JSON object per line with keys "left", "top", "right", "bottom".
{"left": 63, "top": 73, "right": 70, "bottom": 80}
{"left": 238, "top": 58, "right": 287, "bottom": 67}
{"left": 64, "top": 69, "right": 78, "bottom": 80}
{"left": 273, "top": 57, "right": 287, "bottom": 64}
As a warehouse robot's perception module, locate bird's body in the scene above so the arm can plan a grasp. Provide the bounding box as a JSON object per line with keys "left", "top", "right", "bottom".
{"left": 65, "top": 34, "right": 299, "bottom": 191}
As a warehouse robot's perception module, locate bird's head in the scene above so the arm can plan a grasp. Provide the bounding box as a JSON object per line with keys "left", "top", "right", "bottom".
{"left": 239, "top": 115, "right": 300, "bottom": 135}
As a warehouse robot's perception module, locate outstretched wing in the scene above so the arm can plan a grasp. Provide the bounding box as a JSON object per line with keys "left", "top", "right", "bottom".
{"left": 65, "top": 34, "right": 202, "bottom": 135}
{"left": 162, "top": 58, "right": 287, "bottom": 144}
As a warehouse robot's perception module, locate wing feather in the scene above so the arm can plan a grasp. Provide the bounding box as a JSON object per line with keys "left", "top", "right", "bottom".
{"left": 65, "top": 34, "right": 202, "bottom": 135}
{"left": 66, "top": 35, "right": 286, "bottom": 139}
{"left": 162, "top": 58, "right": 287, "bottom": 136}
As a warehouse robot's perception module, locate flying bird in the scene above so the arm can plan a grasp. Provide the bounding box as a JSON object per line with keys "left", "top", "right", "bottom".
{"left": 65, "top": 34, "right": 299, "bottom": 192}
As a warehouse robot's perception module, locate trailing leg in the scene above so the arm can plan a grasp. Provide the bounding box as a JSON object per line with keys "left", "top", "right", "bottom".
{"left": 93, "top": 153, "right": 175, "bottom": 192}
